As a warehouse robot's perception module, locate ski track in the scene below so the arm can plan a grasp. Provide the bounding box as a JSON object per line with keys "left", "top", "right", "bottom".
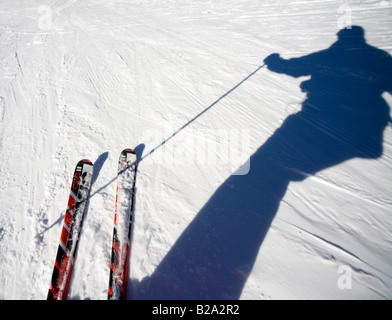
{"left": 0, "top": 0, "right": 391, "bottom": 299}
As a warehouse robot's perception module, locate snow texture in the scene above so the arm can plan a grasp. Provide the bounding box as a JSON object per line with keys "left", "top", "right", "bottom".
{"left": 0, "top": 0, "right": 391, "bottom": 299}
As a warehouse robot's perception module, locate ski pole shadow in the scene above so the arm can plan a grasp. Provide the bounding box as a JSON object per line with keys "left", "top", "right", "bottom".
{"left": 36, "top": 214, "right": 65, "bottom": 241}
{"left": 134, "top": 26, "right": 392, "bottom": 299}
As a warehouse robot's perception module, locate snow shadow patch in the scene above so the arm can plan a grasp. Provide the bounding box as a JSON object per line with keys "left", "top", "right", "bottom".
{"left": 92, "top": 152, "right": 109, "bottom": 186}
{"left": 134, "top": 143, "right": 145, "bottom": 162}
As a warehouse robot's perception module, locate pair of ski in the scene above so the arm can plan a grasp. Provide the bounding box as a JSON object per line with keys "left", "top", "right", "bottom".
{"left": 47, "top": 149, "right": 138, "bottom": 300}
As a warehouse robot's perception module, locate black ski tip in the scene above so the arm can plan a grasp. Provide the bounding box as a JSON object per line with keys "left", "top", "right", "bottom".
{"left": 122, "top": 148, "right": 136, "bottom": 154}
{"left": 79, "top": 159, "right": 93, "bottom": 165}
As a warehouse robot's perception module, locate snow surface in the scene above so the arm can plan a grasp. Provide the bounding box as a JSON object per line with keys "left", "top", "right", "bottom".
{"left": 0, "top": 0, "right": 391, "bottom": 300}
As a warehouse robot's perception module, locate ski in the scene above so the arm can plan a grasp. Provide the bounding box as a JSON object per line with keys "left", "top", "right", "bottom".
{"left": 47, "top": 159, "right": 94, "bottom": 300}
{"left": 108, "top": 148, "right": 138, "bottom": 300}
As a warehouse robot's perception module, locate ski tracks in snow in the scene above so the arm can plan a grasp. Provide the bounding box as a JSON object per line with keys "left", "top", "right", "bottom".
{"left": 0, "top": 28, "right": 64, "bottom": 297}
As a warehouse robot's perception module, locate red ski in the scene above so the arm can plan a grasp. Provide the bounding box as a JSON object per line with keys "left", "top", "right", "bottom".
{"left": 108, "top": 149, "right": 138, "bottom": 300}
{"left": 47, "top": 159, "right": 93, "bottom": 300}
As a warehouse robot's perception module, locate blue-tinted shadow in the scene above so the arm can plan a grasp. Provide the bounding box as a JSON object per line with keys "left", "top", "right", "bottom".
{"left": 135, "top": 26, "right": 392, "bottom": 299}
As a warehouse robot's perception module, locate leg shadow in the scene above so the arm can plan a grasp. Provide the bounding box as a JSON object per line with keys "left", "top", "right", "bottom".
{"left": 136, "top": 147, "right": 290, "bottom": 299}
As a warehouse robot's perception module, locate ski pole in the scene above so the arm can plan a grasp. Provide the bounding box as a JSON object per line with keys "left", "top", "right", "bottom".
{"left": 140, "top": 63, "right": 266, "bottom": 162}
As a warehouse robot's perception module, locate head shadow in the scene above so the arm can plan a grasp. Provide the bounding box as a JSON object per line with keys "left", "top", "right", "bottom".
{"left": 133, "top": 26, "right": 392, "bottom": 299}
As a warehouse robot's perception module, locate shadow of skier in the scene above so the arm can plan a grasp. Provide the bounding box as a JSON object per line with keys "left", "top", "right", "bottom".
{"left": 135, "top": 26, "right": 392, "bottom": 299}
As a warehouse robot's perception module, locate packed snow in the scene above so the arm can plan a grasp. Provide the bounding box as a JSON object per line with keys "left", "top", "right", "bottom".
{"left": 0, "top": 0, "right": 391, "bottom": 300}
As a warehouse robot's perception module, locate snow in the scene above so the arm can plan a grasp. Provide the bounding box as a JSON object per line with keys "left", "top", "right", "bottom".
{"left": 0, "top": 0, "right": 391, "bottom": 300}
